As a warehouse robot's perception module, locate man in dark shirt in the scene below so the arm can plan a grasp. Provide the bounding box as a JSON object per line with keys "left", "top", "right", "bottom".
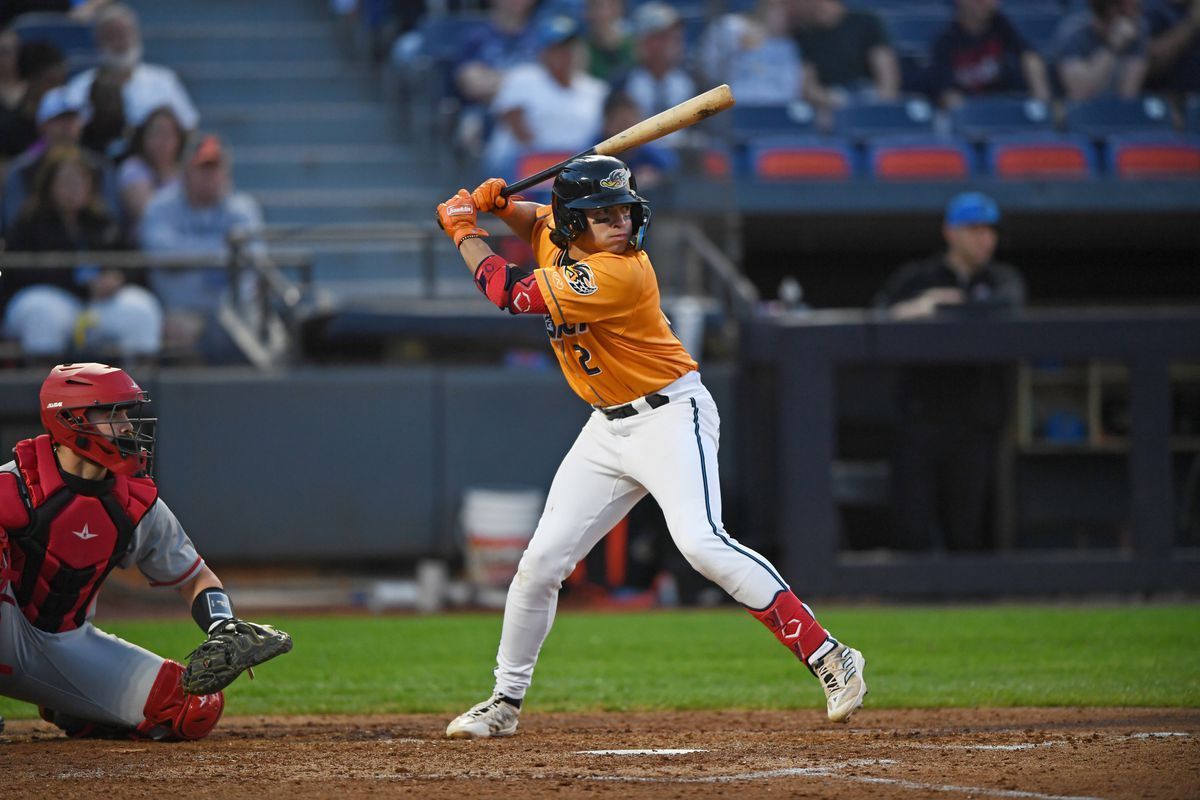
{"left": 791, "top": 0, "right": 899, "bottom": 108}
{"left": 873, "top": 193, "right": 1026, "bottom": 552}
{"left": 1145, "top": 0, "right": 1200, "bottom": 97}
{"left": 928, "top": 0, "right": 1051, "bottom": 107}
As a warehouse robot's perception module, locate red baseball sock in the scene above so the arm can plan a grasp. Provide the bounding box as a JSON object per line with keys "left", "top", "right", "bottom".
{"left": 748, "top": 590, "right": 829, "bottom": 662}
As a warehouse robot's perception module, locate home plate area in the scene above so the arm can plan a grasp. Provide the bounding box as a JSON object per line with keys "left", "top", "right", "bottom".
{"left": 3, "top": 708, "right": 1197, "bottom": 800}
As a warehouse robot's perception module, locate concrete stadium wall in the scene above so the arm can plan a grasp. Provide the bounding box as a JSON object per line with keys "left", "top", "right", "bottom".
{"left": 0, "top": 366, "right": 736, "bottom": 563}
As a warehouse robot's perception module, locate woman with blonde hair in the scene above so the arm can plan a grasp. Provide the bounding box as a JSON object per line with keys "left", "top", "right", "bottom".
{"left": 3, "top": 145, "right": 161, "bottom": 359}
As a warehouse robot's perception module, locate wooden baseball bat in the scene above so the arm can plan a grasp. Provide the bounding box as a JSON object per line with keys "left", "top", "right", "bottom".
{"left": 500, "top": 84, "right": 735, "bottom": 197}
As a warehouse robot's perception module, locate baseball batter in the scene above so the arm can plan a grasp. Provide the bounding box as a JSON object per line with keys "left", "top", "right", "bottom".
{"left": 436, "top": 155, "right": 867, "bottom": 739}
{"left": 0, "top": 363, "right": 291, "bottom": 740}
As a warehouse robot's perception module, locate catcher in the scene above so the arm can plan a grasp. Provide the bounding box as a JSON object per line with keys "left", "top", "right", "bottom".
{"left": 0, "top": 363, "right": 291, "bottom": 740}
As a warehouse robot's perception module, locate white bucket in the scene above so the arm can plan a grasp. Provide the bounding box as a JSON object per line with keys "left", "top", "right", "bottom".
{"left": 461, "top": 487, "right": 544, "bottom": 592}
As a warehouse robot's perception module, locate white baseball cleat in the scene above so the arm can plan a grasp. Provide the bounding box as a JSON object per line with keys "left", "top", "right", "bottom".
{"left": 813, "top": 640, "right": 867, "bottom": 723}
{"left": 445, "top": 694, "right": 521, "bottom": 739}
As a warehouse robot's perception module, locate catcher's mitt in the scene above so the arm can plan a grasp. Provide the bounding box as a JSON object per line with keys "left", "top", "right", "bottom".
{"left": 181, "top": 618, "right": 293, "bottom": 695}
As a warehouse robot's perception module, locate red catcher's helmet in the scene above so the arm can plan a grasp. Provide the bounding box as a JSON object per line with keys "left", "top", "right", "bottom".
{"left": 39, "top": 363, "right": 155, "bottom": 477}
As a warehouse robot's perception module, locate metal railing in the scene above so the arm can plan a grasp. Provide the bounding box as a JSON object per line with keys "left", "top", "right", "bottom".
{"left": 0, "top": 244, "right": 313, "bottom": 370}
{"left": 1, "top": 218, "right": 758, "bottom": 366}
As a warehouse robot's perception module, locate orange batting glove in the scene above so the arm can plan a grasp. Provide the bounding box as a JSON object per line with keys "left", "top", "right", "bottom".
{"left": 436, "top": 189, "right": 489, "bottom": 248}
{"left": 471, "top": 178, "right": 519, "bottom": 218}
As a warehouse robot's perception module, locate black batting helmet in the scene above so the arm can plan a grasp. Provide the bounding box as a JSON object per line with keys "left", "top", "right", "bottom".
{"left": 550, "top": 155, "right": 651, "bottom": 250}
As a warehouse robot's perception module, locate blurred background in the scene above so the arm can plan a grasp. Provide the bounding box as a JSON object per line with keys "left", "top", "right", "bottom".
{"left": 0, "top": 0, "right": 1197, "bottom": 611}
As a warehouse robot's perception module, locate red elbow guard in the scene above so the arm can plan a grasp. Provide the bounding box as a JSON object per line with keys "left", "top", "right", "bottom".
{"left": 474, "top": 255, "right": 547, "bottom": 314}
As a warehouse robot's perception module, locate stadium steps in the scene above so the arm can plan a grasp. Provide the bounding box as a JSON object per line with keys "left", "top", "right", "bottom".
{"left": 204, "top": 103, "right": 405, "bottom": 147}
{"left": 127, "top": 0, "right": 331, "bottom": 26}
{"left": 130, "top": 0, "right": 465, "bottom": 295}
{"left": 142, "top": 23, "right": 345, "bottom": 63}
{"left": 174, "top": 61, "right": 381, "bottom": 105}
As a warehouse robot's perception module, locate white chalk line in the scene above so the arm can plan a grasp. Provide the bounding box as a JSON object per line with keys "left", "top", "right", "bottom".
{"left": 889, "top": 730, "right": 1192, "bottom": 751}
{"left": 577, "top": 748, "right": 708, "bottom": 755}
{"left": 589, "top": 761, "right": 1106, "bottom": 800}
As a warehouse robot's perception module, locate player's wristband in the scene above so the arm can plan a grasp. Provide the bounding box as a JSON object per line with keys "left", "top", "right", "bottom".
{"left": 192, "top": 588, "right": 235, "bottom": 634}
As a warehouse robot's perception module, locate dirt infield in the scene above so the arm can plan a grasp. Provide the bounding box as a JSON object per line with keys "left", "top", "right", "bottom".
{"left": 3, "top": 708, "right": 1197, "bottom": 800}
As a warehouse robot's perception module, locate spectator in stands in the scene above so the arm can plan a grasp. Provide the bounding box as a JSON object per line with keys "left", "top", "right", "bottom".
{"left": 873, "top": 192, "right": 1026, "bottom": 553}
{"left": 452, "top": 0, "right": 541, "bottom": 153}
{"left": 1, "top": 0, "right": 111, "bottom": 29}
{"left": 699, "top": 0, "right": 810, "bottom": 106}
{"left": 928, "top": 0, "right": 1052, "bottom": 108}
{"left": 0, "top": 28, "right": 25, "bottom": 166}
{"left": 1051, "top": 0, "right": 1148, "bottom": 101}
{"left": 622, "top": 1, "right": 695, "bottom": 146}
{"left": 597, "top": 90, "right": 678, "bottom": 188}
{"left": 117, "top": 104, "right": 185, "bottom": 237}
{"left": 0, "top": 38, "right": 67, "bottom": 163}
{"left": 584, "top": 0, "right": 634, "bottom": 82}
{"left": 139, "top": 134, "right": 263, "bottom": 360}
{"left": 63, "top": 3, "right": 199, "bottom": 133}
{"left": 1145, "top": 0, "right": 1200, "bottom": 98}
{"left": 790, "top": 0, "right": 899, "bottom": 109}
{"left": 2, "top": 85, "right": 119, "bottom": 236}
{"left": 3, "top": 144, "right": 161, "bottom": 360}
{"left": 80, "top": 64, "right": 126, "bottom": 157}
{"left": 482, "top": 15, "right": 607, "bottom": 177}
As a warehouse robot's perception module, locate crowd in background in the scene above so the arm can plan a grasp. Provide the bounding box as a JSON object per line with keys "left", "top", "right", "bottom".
{"left": 2, "top": 0, "right": 1198, "bottom": 367}
{"left": 383, "top": 0, "right": 1199, "bottom": 176}
{"left": 0, "top": 2, "right": 262, "bottom": 365}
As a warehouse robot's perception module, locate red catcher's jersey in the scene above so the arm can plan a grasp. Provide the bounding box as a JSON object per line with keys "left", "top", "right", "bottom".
{"left": 531, "top": 207, "right": 697, "bottom": 406}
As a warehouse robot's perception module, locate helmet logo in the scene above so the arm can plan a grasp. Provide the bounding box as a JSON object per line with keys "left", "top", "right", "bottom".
{"left": 563, "top": 262, "right": 598, "bottom": 296}
{"left": 46, "top": 401, "right": 63, "bottom": 408}
{"left": 599, "top": 168, "right": 630, "bottom": 189}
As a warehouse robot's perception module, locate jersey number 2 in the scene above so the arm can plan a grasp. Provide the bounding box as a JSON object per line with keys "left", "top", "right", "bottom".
{"left": 573, "top": 345, "right": 602, "bottom": 376}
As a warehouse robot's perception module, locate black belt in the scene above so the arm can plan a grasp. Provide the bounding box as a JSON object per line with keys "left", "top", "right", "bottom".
{"left": 602, "top": 393, "right": 670, "bottom": 420}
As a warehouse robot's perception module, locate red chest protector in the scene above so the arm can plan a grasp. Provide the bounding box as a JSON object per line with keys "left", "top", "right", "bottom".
{"left": 0, "top": 435, "right": 157, "bottom": 633}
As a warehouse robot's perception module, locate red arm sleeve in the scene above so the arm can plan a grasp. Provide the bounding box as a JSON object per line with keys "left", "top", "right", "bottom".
{"left": 474, "top": 254, "right": 548, "bottom": 315}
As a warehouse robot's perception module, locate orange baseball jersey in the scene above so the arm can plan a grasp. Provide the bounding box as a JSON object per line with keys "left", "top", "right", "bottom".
{"left": 531, "top": 206, "right": 697, "bottom": 407}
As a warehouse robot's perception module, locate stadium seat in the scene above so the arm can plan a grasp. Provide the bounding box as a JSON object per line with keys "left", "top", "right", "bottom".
{"left": 731, "top": 102, "right": 818, "bottom": 141}
{"left": 1105, "top": 134, "right": 1200, "bottom": 179}
{"left": 702, "top": 147, "right": 733, "bottom": 179}
{"left": 513, "top": 150, "right": 575, "bottom": 201}
{"left": 1008, "top": 9, "right": 1061, "bottom": 53}
{"left": 866, "top": 136, "right": 973, "bottom": 180}
{"left": 11, "top": 12, "right": 96, "bottom": 73}
{"left": 748, "top": 136, "right": 856, "bottom": 181}
{"left": 833, "top": 99, "right": 938, "bottom": 141}
{"left": 951, "top": 97, "right": 1055, "bottom": 140}
{"left": 1186, "top": 95, "right": 1200, "bottom": 132}
{"left": 881, "top": 9, "right": 952, "bottom": 58}
{"left": 985, "top": 133, "right": 1097, "bottom": 179}
{"left": 1064, "top": 96, "right": 1176, "bottom": 138}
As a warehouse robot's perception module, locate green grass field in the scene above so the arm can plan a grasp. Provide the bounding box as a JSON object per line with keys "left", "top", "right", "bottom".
{"left": 2, "top": 605, "right": 1198, "bottom": 720}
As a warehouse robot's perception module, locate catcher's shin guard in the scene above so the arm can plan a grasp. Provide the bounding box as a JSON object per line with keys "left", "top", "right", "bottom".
{"left": 137, "top": 659, "right": 224, "bottom": 741}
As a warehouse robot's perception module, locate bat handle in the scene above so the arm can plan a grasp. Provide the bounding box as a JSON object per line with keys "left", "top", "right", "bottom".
{"left": 500, "top": 147, "right": 595, "bottom": 197}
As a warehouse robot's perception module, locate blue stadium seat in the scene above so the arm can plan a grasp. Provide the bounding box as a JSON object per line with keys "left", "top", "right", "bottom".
{"left": 1105, "top": 133, "right": 1200, "bottom": 179}
{"left": 746, "top": 136, "right": 857, "bottom": 181}
{"left": 881, "top": 9, "right": 952, "bottom": 57}
{"left": 951, "top": 97, "right": 1055, "bottom": 140}
{"left": 1064, "top": 96, "right": 1176, "bottom": 138}
{"left": 1186, "top": 95, "right": 1200, "bottom": 132}
{"left": 11, "top": 12, "right": 96, "bottom": 73}
{"left": 731, "top": 102, "right": 818, "bottom": 141}
{"left": 834, "top": 99, "right": 937, "bottom": 141}
{"left": 984, "top": 132, "right": 1098, "bottom": 179}
{"left": 865, "top": 135, "right": 974, "bottom": 180}
{"left": 1008, "top": 9, "right": 1061, "bottom": 53}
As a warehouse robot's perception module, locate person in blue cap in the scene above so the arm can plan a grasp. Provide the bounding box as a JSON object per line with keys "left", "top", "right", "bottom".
{"left": 872, "top": 192, "right": 1026, "bottom": 551}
